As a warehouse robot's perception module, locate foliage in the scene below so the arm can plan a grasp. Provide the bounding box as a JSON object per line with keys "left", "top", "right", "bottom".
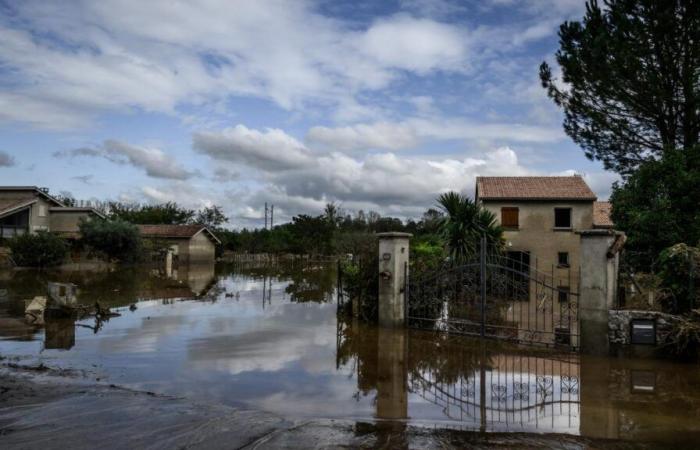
{"left": 79, "top": 219, "right": 142, "bottom": 263}
{"left": 339, "top": 254, "right": 379, "bottom": 322}
{"left": 7, "top": 231, "right": 68, "bottom": 267}
{"left": 108, "top": 201, "right": 195, "bottom": 225}
{"left": 662, "top": 310, "right": 700, "bottom": 360}
{"left": 611, "top": 146, "right": 700, "bottom": 257}
{"left": 195, "top": 205, "right": 229, "bottom": 229}
{"left": 436, "top": 191, "right": 503, "bottom": 263}
{"left": 540, "top": 0, "right": 700, "bottom": 176}
{"left": 657, "top": 244, "right": 700, "bottom": 314}
{"left": 55, "top": 191, "right": 77, "bottom": 207}
{"left": 411, "top": 234, "right": 446, "bottom": 273}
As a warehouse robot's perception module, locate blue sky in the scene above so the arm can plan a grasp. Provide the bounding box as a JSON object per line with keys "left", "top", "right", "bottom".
{"left": 0, "top": 0, "right": 617, "bottom": 227}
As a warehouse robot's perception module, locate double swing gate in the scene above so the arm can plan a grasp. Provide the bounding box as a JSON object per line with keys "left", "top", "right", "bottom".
{"left": 406, "top": 239, "right": 580, "bottom": 350}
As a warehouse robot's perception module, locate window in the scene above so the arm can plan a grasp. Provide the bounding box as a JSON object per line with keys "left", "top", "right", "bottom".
{"left": 38, "top": 204, "right": 47, "bottom": 217}
{"left": 558, "top": 286, "right": 570, "bottom": 303}
{"left": 554, "top": 208, "right": 572, "bottom": 228}
{"left": 558, "top": 252, "right": 569, "bottom": 267}
{"left": 501, "top": 207, "right": 519, "bottom": 228}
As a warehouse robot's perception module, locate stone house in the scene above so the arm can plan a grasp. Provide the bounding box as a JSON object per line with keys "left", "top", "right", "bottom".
{"left": 137, "top": 224, "right": 220, "bottom": 264}
{"left": 0, "top": 186, "right": 104, "bottom": 239}
{"left": 476, "top": 176, "right": 612, "bottom": 290}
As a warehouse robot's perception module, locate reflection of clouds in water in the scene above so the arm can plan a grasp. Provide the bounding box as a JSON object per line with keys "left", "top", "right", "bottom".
{"left": 254, "top": 374, "right": 374, "bottom": 418}
{"left": 95, "top": 310, "right": 189, "bottom": 354}
{"left": 187, "top": 305, "right": 337, "bottom": 375}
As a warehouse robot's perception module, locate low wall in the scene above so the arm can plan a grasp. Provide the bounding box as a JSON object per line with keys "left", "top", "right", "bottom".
{"left": 608, "top": 309, "right": 682, "bottom": 346}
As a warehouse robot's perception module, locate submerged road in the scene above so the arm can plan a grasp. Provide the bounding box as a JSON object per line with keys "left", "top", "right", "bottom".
{"left": 0, "top": 368, "right": 651, "bottom": 450}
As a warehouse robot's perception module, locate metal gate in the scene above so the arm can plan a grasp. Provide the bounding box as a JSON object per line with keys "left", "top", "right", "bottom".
{"left": 406, "top": 239, "right": 580, "bottom": 350}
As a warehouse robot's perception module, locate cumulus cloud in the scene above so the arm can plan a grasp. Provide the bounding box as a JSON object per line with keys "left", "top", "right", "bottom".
{"left": 358, "top": 14, "right": 468, "bottom": 74}
{"left": 194, "top": 124, "right": 533, "bottom": 222}
{"left": 0, "top": 1, "right": 477, "bottom": 129}
{"left": 307, "top": 122, "right": 421, "bottom": 151}
{"left": 193, "top": 124, "right": 313, "bottom": 171}
{"left": 306, "top": 118, "right": 563, "bottom": 151}
{"left": 0, "top": 151, "right": 15, "bottom": 167}
{"left": 55, "top": 140, "right": 194, "bottom": 180}
{"left": 212, "top": 167, "right": 240, "bottom": 182}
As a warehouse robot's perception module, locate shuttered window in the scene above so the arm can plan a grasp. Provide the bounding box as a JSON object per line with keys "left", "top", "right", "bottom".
{"left": 501, "top": 207, "right": 519, "bottom": 228}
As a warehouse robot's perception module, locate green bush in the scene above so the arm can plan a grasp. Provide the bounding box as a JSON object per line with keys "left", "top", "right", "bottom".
{"left": 657, "top": 243, "right": 700, "bottom": 314}
{"left": 79, "top": 219, "right": 142, "bottom": 263}
{"left": 8, "top": 231, "right": 68, "bottom": 267}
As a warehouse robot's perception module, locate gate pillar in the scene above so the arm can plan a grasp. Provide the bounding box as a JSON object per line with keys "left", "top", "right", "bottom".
{"left": 377, "top": 232, "right": 412, "bottom": 327}
{"left": 578, "top": 230, "right": 624, "bottom": 354}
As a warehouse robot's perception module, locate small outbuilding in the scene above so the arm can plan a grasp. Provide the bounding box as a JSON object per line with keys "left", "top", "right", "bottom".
{"left": 137, "top": 224, "right": 220, "bottom": 264}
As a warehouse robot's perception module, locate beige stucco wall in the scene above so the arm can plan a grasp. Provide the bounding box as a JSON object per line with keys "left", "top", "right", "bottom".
{"left": 186, "top": 231, "right": 216, "bottom": 263}
{"left": 29, "top": 198, "right": 51, "bottom": 232}
{"left": 0, "top": 190, "right": 52, "bottom": 233}
{"left": 49, "top": 211, "right": 93, "bottom": 234}
{"left": 481, "top": 200, "right": 593, "bottom": 279}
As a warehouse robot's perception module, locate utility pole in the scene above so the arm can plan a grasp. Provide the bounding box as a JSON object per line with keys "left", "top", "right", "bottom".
{"left": 264, "top": 202, "right": 268, "bottom": 229}
{"left": 270, "top": 205, "right": 274, "bottom": 229}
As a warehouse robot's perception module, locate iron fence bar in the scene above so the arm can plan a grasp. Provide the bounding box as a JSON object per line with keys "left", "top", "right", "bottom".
{"left": 480, "top": 235, "right": 486, "bottom": 338}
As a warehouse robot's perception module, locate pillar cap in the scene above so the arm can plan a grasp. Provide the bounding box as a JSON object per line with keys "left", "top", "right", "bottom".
{"left": 376, "top": 232, "right": 413, "bottom": 239}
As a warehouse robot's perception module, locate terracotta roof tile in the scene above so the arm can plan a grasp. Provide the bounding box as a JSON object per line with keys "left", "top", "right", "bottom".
{"left": 476, "top": 176, "right": 597, "bottom": 201}
{"left": 593, "top": 201, "right": 613, "bottom": 228}
{"left": 137, "top": 224, "right": 220, "bottom": 243}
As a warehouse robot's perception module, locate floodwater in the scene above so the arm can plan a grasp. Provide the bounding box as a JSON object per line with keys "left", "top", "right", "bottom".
{"left": 1, "top": 261, "right": 700, "bottom": 445}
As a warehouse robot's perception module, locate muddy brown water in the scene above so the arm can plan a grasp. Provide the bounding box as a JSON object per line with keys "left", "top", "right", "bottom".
{"left": 1, "top": 261, "right": 700, "bottom": 446}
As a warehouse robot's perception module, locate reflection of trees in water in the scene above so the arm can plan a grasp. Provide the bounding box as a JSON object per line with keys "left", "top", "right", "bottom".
{"left": 219, "top": 260, "right": 337, "bottom": 303}
{"left": 336, "top": 317, "right": 495, "bottom": 391}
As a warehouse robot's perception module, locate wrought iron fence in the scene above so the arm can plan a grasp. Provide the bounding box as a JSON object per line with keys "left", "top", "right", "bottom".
{"left": 407, "top": 238, "right": 580, "bottom": 350}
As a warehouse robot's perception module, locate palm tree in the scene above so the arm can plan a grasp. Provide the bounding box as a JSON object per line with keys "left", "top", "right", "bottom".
{"left": 436, "top": 191, "right": 503, "bottom": 263}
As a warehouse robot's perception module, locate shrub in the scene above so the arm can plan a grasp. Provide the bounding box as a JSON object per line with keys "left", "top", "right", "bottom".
{"left": 79, "top": 219, "right": 142, "bottom": 263}
{"left": 657, "top": 243, "right": 700, "bottom": 314}
{"left": 8, "top": 231, "right": 68, "bottom": 267}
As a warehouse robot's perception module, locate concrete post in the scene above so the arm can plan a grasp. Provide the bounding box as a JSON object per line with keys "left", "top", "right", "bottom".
{"left": 377, "top": 232, "right": 412, "bottom": 327}
{"left": 578, "top": 230, "right": 623, "bottom": 354}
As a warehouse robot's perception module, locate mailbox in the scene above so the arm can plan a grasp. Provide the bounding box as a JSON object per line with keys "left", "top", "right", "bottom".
{"left": 630, "top": 319, "right": 656, "bottom": 345}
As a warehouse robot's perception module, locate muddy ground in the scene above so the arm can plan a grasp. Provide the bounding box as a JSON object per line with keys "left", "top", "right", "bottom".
{"left": 0, "top": 363, "right": 655, "bottom": 450}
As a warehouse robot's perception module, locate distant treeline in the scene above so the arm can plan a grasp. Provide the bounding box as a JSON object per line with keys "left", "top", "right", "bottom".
{"left": 223, "top": 204, "right": 444, "bottom": 256}
{"left": 55, "top": 193, "right": 444, "bottom": 256}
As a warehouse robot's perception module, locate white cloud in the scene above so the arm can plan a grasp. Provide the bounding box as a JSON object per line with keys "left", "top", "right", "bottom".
{"left": 193, "top": 124, "right": 313, "bottom": 171}
{"left": 307, "top": 122, "right": 421, "bottom": 151}
{"left": 306, "top": 118, "right": 563, "bottom": 152}
{"left": 358, "top": 14, "right": 468, "bottom": 74}
{"left": 55, "top": 140, "right": 194, "bottom": 180}
{"left": 0, "top": 1, "right": 478, "bottom": 129}
{"left": 194, "top": 124, "right": 533, "bottom": 222}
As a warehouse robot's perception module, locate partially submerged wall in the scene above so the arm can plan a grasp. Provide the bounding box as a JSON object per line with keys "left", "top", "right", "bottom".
{"left": 609, "top": 309, "right": 681, "bottom": 346}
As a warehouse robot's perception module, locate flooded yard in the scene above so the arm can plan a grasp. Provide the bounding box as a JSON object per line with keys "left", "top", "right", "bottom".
{"left": 2, "top": 261, "right": 700, "bottom": 446}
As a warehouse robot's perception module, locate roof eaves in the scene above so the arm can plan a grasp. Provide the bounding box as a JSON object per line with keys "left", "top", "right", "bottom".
{"left": 0, "top": 199, "right": 38, "bottom": 219}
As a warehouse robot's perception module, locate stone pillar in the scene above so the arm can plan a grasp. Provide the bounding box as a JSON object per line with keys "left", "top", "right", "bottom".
{"left": 377, "top": 232, "right": 412, "bottom": 327}
{"left": 578, "top": 230, "right": 623, "bottom": 354}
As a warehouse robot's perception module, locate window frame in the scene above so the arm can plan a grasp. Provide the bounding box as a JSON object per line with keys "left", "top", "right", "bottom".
{"left": 557, "top": 286, "right": 570, "bottom": 303}
{"left": 557, "top": 252, "right": 570, "bottom": 268}
{"left": 500, "top": 207, "right": 519, "bottom": 229}
{"left": 554, "top": 207, "right": 572, "bottom": 229}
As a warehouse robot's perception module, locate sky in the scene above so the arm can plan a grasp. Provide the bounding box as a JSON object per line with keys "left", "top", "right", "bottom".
{"left": 0, "top": 0, "right": 619, "bottom": 228}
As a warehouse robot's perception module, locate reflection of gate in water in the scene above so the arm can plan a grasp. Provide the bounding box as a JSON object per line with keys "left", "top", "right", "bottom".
{"left": 407, "top": 242, "right": 580, "bottom": 350}
{"left": 409, "top": 354, "right": 580, "bottom": 431}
